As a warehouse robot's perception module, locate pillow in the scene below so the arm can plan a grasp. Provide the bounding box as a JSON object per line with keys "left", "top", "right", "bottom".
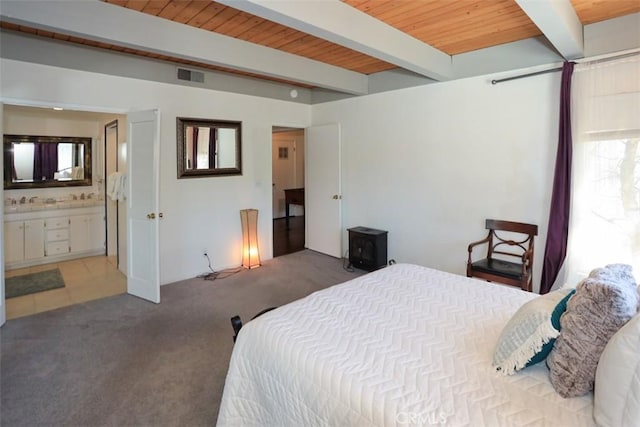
{"left": 547, "top": 264, "right": 639, "bottom": 398}
{"left": 493, "top": 287, "right": 575, "bottom": 375}
{"left": 594, "top": 314, "right": 640, "bottom": 427}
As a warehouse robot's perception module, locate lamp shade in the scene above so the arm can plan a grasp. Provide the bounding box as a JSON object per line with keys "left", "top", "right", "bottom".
{"left": 240, "top": 208, "right": 261, "bottom": 269}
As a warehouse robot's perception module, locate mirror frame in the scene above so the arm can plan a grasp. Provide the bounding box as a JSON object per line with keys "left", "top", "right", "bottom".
{"left": 3, "top": 134, "right": 92, "bottom": 190}
{"left": 176, "top": 117, "right": 242, "bottom": 179}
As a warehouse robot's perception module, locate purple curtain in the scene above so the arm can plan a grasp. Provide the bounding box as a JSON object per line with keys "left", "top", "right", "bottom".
{"left": 540, "top": 61, "right": 575, "bottom": 294}
{"left": 33, "top": 143, "right": 42, "bottom": 181}
{"left": 33, "top": 143, "right": 58, "bottom": 181}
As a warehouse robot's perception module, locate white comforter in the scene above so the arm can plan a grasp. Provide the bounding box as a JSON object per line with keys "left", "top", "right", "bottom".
{"left": 217, "top": 264, "right": 594, "bottom": 426}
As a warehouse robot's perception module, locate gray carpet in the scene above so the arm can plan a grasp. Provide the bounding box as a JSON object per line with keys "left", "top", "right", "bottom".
{"left": 0, "top": 250, "right": 362, "bottom": 426}
{"left": 6, "top": 268, "right": 65, "bottom": 298}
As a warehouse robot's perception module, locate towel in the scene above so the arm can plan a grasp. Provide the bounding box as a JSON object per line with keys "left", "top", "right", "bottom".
{"left": 107, "top": 171, "right": 127, "bottom": 201}
{"left": 71, "top": 166, "right": 84, "bottom": 180}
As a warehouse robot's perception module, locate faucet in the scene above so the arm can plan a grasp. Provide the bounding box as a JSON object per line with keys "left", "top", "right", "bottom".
{"left": 71, "top": 194, "right": 78, "bottom": 201}
{"left": 87, "top": 192, "right": 95, "bottom": 199}
{"left": 80, "top": 193, "right": 85, "bottom": 200}
{"left": 29, "top": 196, "right": 38, "bottom": 204}
{"left": 19, "top": 196, "right": 26, "bottom": 204}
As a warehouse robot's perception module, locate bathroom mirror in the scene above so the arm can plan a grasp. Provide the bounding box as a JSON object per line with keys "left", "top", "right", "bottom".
{"left": 176, "top": 117, "right": 242, "bottom": 178}
{"left": 3, "top": 134, "right": 92, "bottom": 189}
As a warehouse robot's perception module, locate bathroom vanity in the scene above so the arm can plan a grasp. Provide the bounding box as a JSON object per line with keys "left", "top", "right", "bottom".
{"left": 4, "top": 200, "right": 105, "bottom": 270}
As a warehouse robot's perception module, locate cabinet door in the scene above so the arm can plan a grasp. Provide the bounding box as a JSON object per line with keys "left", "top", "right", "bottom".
{"left": 24, "top": 219, "right": 45, "bottom": 260}
{"left": 4, "top": 222, "right": 25, "bottom": 263}
{"left": 88, "top": 213, "right": 105, "bottom": 251}
{"left": 69, "top": 215, "right": 89, "bottom": 252}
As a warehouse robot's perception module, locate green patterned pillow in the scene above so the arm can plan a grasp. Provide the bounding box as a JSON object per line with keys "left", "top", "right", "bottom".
{"left": 493, "top": 288, "right": 575, "bottom": 375}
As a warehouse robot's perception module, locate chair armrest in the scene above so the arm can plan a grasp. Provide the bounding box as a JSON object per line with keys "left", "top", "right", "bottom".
{"left": 467, "top": 236, "right": 490, "bottom": 265}
{"left": 467, "top": 236, "right": 490, "bottom": 253}
{"left": 520, "top": 248, "right": 535, "bottom": 277}
{"left": 521, "top": 247, "right": 534, "bottom": 264}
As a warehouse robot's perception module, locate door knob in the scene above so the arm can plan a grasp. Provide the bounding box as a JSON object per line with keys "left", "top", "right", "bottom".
{"left": 332, "top": 195, "right": 342, "bottom": 200}
{"left": 147, "top": 213, "right": 156, "bottom": 219}
{"left": 159, "top": 213, "right": 164, "bottom": 218}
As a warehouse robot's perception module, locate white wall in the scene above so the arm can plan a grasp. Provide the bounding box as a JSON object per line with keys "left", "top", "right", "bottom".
{"left": 313, "top": 71, "right": 560, "bottom": 293}
{"left": 1, "top": 59, "right": 310, "bottom": 285}
{"left": 1, "top": 56, "right": 561, "bottom": 293}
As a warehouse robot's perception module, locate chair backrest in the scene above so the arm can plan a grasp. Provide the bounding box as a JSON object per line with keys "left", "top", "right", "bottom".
{"left": 485, "top": 219, "right": 538, "bottom": 261}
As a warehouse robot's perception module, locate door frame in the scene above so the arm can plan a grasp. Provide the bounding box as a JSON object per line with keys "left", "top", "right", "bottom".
{"left": 104, "top": 120, "right": 119, "bottom": 265}
{"left": 1, "top": 102, "right": 5, "bottom": 325}
{"left": 271, "top": 129, "right": 304, "bottom": 219}
{"left": 269, "top": 125, "right": 307, "bottom": 257}
{"left": 0, "top": 98, "right": 161, "bottom": 324}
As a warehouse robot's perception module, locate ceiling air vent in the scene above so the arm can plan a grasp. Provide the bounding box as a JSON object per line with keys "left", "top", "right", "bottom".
{"left": 177, "top": 68, "right": 204, "bottom": 83}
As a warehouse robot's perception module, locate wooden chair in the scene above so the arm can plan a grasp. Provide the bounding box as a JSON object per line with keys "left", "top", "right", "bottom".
{"left": 467, "top": 219, "right": 538, "bottom": 292}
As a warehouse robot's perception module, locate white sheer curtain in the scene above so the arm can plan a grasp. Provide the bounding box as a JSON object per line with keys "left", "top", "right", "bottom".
{"left": 562, "top": 54, "right": 640, "bottom": 286}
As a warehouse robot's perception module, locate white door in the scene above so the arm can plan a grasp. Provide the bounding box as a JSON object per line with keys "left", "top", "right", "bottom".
{"left": 127, "top": 110, "right": 160, "bottom": 303}
{"left": 306, "top": 123, "right": 342, "bottom": 258}
{"left": 1, "top": 102, "right": 5, "bottom": 326}
{"left": 272, "top": 136, "right": 297, "bottom": 218}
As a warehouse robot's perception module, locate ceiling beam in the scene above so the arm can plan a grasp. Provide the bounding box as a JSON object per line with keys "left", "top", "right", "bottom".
{"left": 515, "top": 0, "right": 584, "bottom": 59}
{"left": 0, "top": 0, "right": 369, "bottom": 95}
{"left": 217, "top": 0, "right": 453, "bottom": 81}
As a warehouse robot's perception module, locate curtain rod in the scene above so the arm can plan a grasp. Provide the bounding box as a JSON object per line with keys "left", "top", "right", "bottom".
{"left": 491, "top": 50, "right": 640, "bottom": 85}
{"left": 491, "top": 67, "right": 562, "bottom": 85}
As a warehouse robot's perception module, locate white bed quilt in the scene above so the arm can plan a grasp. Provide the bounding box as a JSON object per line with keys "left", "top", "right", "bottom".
{"left": 217, "top": 264, "right": 594, "bottom": 426}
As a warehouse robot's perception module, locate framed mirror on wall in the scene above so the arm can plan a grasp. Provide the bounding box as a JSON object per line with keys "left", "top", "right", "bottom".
{"left": 3, "top": 134, "right": 92, "bottom": 189}
{"left": 176, "top": 117, "right": 242, "bottom": 178}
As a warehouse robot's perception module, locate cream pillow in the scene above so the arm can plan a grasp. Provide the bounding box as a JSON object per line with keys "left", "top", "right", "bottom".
{"left": 493, "top": 288, "right": 574, "bottom": 375}
{"left": 594, "top": 314, "right": 640, "bottom": 427}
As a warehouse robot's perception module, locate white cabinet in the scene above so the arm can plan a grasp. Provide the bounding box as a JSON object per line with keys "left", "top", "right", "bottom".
{"left": 5, "top": 206, "right": 105, "bottom": 270}
{"left": 70, "top": 213, "right": 105, "bottom": 253}
{"left": 4, "top": 219, "right": 45, "bottom": 263}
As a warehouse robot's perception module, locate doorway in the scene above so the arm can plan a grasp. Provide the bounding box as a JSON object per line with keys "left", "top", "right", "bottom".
{"left": 272, "top": 127, "right": 305, "bottom": 257}
{"left": 2, "top": 105, "right": 128, "bottom": 319}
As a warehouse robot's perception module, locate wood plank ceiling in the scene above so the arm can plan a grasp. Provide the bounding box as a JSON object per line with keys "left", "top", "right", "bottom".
{"left": 2, "top": 0, "right": 639, "bottom": 89}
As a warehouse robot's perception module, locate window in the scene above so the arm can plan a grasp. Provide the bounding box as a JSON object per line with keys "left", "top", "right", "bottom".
{"left": 563, "top": 55, "right": 640, "bottom": 285}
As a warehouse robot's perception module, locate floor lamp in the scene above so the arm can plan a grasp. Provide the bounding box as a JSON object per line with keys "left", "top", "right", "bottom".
{"left": 240, "top": 209, "right": 261, "bottom": 269}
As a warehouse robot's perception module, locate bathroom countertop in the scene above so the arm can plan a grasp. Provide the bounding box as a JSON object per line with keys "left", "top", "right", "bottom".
{"left": 4, "top": 199, "right": 105, "bottom": 214}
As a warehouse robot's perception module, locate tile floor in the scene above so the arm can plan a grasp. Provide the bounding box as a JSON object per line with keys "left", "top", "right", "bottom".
{"left": 5, "top": 255, "right": 126, "bottom": 320}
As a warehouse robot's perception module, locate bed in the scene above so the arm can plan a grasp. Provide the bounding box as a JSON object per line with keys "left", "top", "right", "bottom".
{"left": 217, "top": 263, "right": 595, "bottom": 426}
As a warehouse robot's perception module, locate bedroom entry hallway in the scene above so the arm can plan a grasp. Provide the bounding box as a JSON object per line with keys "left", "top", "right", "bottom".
{"left": 272, "top": 128, "right": 305, "bottom": 257}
